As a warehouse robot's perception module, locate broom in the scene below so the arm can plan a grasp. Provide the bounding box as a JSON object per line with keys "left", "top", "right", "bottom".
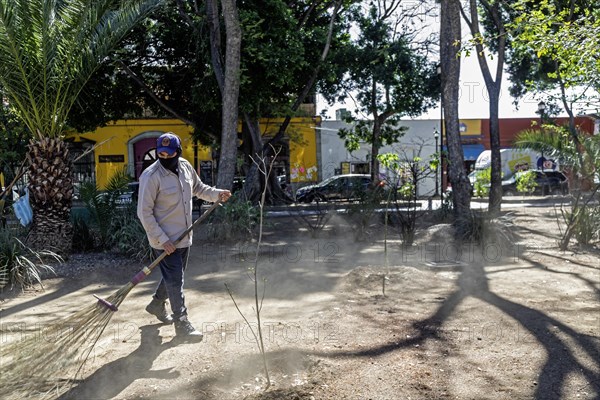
{"left": 0, "top": 200, "right": 222, "bottom": 400}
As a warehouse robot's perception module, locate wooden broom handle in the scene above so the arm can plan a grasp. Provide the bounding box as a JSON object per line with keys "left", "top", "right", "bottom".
{"left": 129, "top": 200, "right": 222, "bottom": 286}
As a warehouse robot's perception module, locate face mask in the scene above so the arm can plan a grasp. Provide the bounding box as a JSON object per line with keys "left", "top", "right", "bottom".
{"left": 159, "top": 152, "right": 180, "bottom": 173}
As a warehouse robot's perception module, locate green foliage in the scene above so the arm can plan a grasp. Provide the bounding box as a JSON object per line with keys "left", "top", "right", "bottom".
{"left": 517, "top": 126, "right": 600, "bottom": 249}
{"left": 346, "top": 186, "right": 385, "bottom": 242}
{"left": 576, "top": 206, "right": 600, "bottom": 245}
{"left": 329, "top": 3, "right": 438, "bottom": 161}
{"left": 71, "top": 0, "right": 350, "bottom": 144}
{"left": 207, "top": 195, "right": 259, "bottom": 241}
{"left": 0, "top": 106, "right": 30, "bottom": 181}
{"left": 457, "top": 211, "right": 516, "bottom": 249}
{"left": 378, "top": 152, "right": 433, "bottom": 200}
{"left": 0, "top": 227, "right": 62, "bottom": 291}
{"left": 517, "top": 126, "right": 599, "bottom": 181}
{"left": 515, "top": 170, "right": 538, "bottom": 195}
{"left": 473, "top": 168, "right": 492, "bottom": 198}
{"left": 378, "top": 153, "right": 400, "bottom": 169}
{"left": 377, "top": 150, "right": 433, "bottom": 244}
{"left": 78, "top": 169, "right": 132, "bottom": 249}
{"left": 71, "top": 213, "right": 96, "bottom": 253}
{"left": 68, "top": 1, "right": 219, "bottom": 139}
{"left": 111, "top": 205, "right": 152, "bottom": 261}
{"left": 339, "top": 121, "right": 408, "bottom": 153}
{"left": 72, "top": 167, "right": 151, "bottom": 257}
{"left": 511, "top": 1, "right": 600, "bottom": 99}
{"left": 395, "top": 181, "right": 415, "bottom": 200}
{"left": 0, "top": 0, "right": 163, "bottom": 140}
{"left": 564, "top": 206, "right": 600, "bottom": 246}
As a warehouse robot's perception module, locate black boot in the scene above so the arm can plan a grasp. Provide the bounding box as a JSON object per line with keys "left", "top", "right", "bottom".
{"left": 174, "top": 316, "right": 203, "bottom": 342}
{"left": 145, "top": 298, "right": 173, "bottom": 324}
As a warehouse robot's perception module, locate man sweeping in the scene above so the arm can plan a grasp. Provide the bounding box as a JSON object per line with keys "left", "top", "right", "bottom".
{"left": 137, "top": 132, "right": 231, "bottom": 341}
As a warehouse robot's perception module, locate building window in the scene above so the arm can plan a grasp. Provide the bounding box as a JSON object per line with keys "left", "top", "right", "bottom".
{"left": 66, "top": 139, "right": 96, "bottom": 197}
{"left": 351, "top": 162, "right": 369, "bottom": 174}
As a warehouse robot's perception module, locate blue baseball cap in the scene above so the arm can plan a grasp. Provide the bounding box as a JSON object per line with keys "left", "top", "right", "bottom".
{"left": 156, "top": 132, "right": 181, "bottom": 156}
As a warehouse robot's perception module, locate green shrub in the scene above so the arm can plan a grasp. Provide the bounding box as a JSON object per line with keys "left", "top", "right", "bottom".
{"left": 457, "top": 211, "right": 516, "bottom": 249}
{"left": 347, "top": 187, "right": 385, "bottom": 241}
{"left": 516, "top": 170, "right": 538, "bottom": 195}
{"left": 71, "top": 213, "right": 96, "bottom": 252}
{"left": 473, "top": 168, "right": 491, "bottom": 198}
{"left": 207, "top": 196, "right": 259, "bottom": 241}
{"left": 110, "top": 204, "right": 152, "bottom": 261}
{"left": 395, "top": 181, "right": 415, "bottom": 200}
{"left": 571, "top": 206, "right": 600, "bottom": 245}
{"left": 0, "top": 227, "right": 62, "bottom": 291}
{"left": 76, "top": 168, "right": 131, "bottom": 250}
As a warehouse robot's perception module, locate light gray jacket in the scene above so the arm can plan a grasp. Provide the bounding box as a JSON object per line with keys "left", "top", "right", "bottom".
{"left": 137, "top": 158, "right": 223, "bottom": 249}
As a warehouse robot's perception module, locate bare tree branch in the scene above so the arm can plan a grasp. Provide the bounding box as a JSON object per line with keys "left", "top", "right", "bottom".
{"left": 115, "top": 60, "right": 205, "bottom": 135}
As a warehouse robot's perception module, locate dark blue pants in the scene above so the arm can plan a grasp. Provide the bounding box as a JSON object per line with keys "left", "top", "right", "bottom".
{"left": 152, "top": 247, "right": 190, "bottom": 320}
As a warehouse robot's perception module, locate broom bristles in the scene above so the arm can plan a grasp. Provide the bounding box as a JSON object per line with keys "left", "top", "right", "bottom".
{"left": 0, "top": 283, "right": 136, "bottom": 400}
{"left": 1, "top": 202, "right": 221, "bottom": 399}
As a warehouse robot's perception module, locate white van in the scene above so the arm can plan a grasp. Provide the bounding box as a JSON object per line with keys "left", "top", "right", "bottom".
{"left": 473, "top": 148, "right": 558, "bottom": 182}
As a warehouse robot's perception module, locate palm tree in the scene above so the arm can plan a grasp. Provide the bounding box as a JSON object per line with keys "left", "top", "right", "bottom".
{"left": 516, "top": 126, "right": 599, "bottom": 184}
{"left": 0, "top": 0, "right": 163, "bottom": 254}
{"left": 516, "top": 126, "right": 600, "bottom": 250}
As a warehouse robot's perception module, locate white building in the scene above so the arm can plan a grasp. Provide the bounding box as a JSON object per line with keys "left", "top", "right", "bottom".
{"left": 317, "top": 119, "right": 443, "bottom": 197}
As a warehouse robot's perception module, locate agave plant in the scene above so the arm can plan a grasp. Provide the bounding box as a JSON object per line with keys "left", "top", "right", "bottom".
{"left": 516, "top": 126, "right": 600, "bottom": 249}
{"left": 0, "top": 227, "right": 62, "bottom": 291}
{"left": 0, "top": 0, "right": 163, "bottom": 255}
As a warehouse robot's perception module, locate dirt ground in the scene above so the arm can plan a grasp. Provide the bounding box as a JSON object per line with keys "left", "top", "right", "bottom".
{"left": 1, "top": 203, "right": 599, "bottom": 400}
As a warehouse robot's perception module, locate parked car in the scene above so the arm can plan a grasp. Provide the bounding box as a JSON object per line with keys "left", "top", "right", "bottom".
{"left": 295, "top": 174, "right": 375, "bottom": 203}
{"left": 502, "top": 170, "right": 568, "bottom": 196}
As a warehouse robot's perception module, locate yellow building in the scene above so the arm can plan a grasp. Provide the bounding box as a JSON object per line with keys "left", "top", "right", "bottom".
{"left": 66, "top": 117, "right": 319, "bottom": 190}
{"left": 255, "top": 117, "right": 319, "bottom": 183}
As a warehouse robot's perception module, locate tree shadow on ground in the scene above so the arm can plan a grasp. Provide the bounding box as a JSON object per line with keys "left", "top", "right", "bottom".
{"left": 0, "top": 260, "right": 141, "bottom": 319}
{"left": 522, "top": 254, "right": 600, "bottom": 301}
{"left": 310, "top": 258, "right": 600, "bottom": 399}
{"left": 534, "top": 250, "right": 600, "bottom": 271}
{"left": 513, "top": 225, "right": 563, "bottom": 243}
{"left": 58, "top": 325, "right": 179, "bottom": 400}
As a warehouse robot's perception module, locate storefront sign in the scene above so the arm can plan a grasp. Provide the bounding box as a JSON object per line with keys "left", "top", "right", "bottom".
{"left": 99, "top": 155, "right": 125, "bottom": 163}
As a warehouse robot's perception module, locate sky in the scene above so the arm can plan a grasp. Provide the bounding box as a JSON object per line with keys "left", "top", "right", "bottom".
{"left": 316, "top": 3, "right": 557, "bottom": 122}
{"left": 316, "top": 50, "right": 547, "bottom": 122}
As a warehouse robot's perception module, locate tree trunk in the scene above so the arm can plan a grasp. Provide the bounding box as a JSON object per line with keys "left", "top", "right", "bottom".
{"left": 216, "top": 0, "right": 242, "bottom": 191}
{"left": 488, "top": 90, "right": 502, "bottom": 214}
{"left": 25, "top": 138, "right": 73, "bottom": 255}
{"left": 205, "top": 0, "right": 225, "bottom": 94}
{"left": 461, "top": 0, "right": 506, "bottom": 215}
{"left": 242, "top": 114, "right": 292, "bottom": 204}
{"left": 242, "top": 115, "right": 264, "bottom": 201}
{"left": 371, "top": 120, "right": 381, "bottom": 182}
{"left": 441, "top": 0, "right": 471, "bottom": 223}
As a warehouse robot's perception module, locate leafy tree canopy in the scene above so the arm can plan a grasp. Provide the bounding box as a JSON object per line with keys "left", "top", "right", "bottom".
{"left": 68, "top": 0, "right": 353, "bottom": 144}
{"left": 0, "top": 0, "right": 163, "bottom": 140}
{"left": 67, "top": 1, "right": 221, "bottom": 143}
{"left": 0, "top": 104, "right": 29, "bottom": 181}
{"left": 506, "top": 0, "right": 599, "bottom": 110}
{"left": 329, "top": 3, "right": 439, "bottom": 147}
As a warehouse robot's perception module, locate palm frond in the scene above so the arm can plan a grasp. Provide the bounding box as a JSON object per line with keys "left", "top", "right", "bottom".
{"left": 104, "top": 167, "right": 132, "bottom": 193}
{"left": 516, "top": 127, "right": 600, "bottom": 180}
{"left": 0, "top": 0, "right": 163, "bottom": 139}
{"left": 515, "top": 126, "right": 579, "bottom": 168}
